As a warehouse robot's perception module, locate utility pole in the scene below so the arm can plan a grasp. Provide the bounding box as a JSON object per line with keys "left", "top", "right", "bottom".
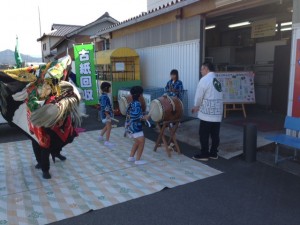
{"left": 38, "top": 6, "right": 42, "bottom": 37}
{"left": 38, "top": 5, "right": 44, "bottom": 62}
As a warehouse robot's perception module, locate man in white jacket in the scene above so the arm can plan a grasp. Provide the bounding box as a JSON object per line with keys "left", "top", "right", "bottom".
{"left": 192, "top": 62, "right": 223, "bottom": 161}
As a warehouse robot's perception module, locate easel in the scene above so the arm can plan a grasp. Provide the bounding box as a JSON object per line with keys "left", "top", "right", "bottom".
{"left": 223, "top": 103, "right": 247, "bottom": 118}
{"left": 154, "top": 120, "right": 181, "bottom": 157}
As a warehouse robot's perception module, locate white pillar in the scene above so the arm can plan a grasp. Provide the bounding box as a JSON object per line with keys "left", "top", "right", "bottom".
{"left": 287, "top": 0, "right": 300, "bottom": 116}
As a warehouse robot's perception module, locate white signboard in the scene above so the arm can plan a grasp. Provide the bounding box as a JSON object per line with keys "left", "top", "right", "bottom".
{"left": 216, "top": 72, "right": 255, "bottom": 103}
{"left": 251, "top": 18, "right": 276, "bottom": 38}
{"left": 115, "top": 62, "right": 125, "bottom": 71}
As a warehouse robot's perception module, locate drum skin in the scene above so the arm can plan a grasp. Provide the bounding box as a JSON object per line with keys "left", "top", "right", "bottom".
{"left": 150, "top": 96, "right": 183, "bottom": 122}
{"left": 118, "top": 95, "right": 146, "bottom": 116}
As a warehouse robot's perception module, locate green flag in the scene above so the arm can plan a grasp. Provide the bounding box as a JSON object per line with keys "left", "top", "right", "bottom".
{"left": 14, "top": 36, "right": 22, "bottom": 68}
{"left": 74, "top": 44, "right": 98, "bottom": 105}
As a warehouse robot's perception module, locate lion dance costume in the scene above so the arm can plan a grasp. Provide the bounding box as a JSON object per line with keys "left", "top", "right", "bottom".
{"left": 0, "top": 56, "right": 81, "bottom": 179}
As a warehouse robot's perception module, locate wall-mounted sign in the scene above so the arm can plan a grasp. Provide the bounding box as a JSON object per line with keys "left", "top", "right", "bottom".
{"left": 251, "top": 18, "right": 276, "bottom": 38}
{"left": 115, "top": 62, "right": 125, "bottom": 71}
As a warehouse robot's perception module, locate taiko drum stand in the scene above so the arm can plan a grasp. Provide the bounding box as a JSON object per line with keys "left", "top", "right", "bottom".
{"left": 154, "top": 120, "right": 181, "bottom": 157}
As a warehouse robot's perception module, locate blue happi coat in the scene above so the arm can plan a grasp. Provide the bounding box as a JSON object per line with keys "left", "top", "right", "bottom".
{"left": 164, "top": 79, "right": 184, "bottom": 100}
{"left": 125, "top": 100, "right": 143, "bottom": 134}
{"left": 99, "top": 93, "right": 113, "bottom": 120}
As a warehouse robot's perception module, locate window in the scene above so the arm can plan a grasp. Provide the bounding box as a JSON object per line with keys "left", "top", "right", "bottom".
{"left": 102, "top": 39, "right": 110, "bottom": 50}
{"left": 43, "top": 43, "right": 47, "bottom": 51}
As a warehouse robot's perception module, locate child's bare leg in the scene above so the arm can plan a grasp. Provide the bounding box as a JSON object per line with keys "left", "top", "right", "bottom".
{"left": 101, "top": 126, "right": 107, "bottom": 136}
{"left": 135, "top": 136, "right": 145, "bottom": 161}
{"left": 130, "top": 140, "right": 139, "bottom": 157}
{"left": 105, "top": 122, "right": 112, "bottom": 141}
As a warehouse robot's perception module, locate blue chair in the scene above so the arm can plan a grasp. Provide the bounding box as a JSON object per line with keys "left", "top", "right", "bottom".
{"left": 265, "top": 116, "right": 300, "bottom": 164}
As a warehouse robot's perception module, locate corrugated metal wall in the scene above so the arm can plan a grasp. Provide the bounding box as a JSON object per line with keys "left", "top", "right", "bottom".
{"left": 111, "top": 15, "right": 201, "bottom": 50}
{"left": 136, "top": 39, "right": 200, "bottom": 117}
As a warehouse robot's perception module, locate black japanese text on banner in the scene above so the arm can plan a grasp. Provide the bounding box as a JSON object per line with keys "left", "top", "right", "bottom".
{"left": 74, "top": 44, "right": 98, "bottom": 105}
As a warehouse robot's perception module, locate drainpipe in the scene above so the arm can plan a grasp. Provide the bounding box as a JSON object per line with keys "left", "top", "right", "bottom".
{"left": 199, "top": 15, "right": 206, "bottom": 79}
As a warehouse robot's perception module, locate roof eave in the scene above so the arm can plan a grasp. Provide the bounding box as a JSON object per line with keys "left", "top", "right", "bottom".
{"left": 37, "top": 34, "right": 46, "bottom": 42}
{"left": 66, "top": 17, "right": 119, "bottom": 38}
{"left": 37, "top": 34, "right": 62, "bottom": 42}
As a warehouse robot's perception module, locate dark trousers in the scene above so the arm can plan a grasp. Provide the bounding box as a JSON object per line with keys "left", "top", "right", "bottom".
{"left": 199, "top": 120, "right": 221, "bottom": 155}
{"left": 32, "top": 140, "right": 50, "bottom": 172}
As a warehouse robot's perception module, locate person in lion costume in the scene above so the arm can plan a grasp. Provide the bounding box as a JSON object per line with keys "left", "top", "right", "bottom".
{"left": 0, "top": 56, "right": 81, "bottom": 179}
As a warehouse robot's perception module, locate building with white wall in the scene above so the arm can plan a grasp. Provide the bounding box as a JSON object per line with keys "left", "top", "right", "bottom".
{"left": 37, "top": 12, "right": 118, "bottom": 62}
{"left": 92, "top": 0, "right": 297, "bottom": 117}
{"left": 52, "top": 12, "right": 118, "bottom": 60}
{"left": 37, "top": 24, "right": 82, "bottom": 62}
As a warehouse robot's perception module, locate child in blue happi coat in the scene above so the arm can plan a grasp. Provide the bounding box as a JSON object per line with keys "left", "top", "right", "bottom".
{"left": 125, "top": 86, "right": 149, "bottom": 165}
{"left": 164, "top": 69, "right": 184, "bottom": 100}
{"left": 99, "top": 82, "right": 114, "bottom": 147}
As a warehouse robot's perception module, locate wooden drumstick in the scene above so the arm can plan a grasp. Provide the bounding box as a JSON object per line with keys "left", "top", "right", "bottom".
{"left": 145, "top": 120, "right": 151, "bottom": 127}
{"left": 110, "top": 118, "right": 119, "bottom": 123}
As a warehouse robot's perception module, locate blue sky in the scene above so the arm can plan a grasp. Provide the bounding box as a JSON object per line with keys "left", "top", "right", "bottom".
{"left": 1, "top": 0, "right": 147, "bottom": 57}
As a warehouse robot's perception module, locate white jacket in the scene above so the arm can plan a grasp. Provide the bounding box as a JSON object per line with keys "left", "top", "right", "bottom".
{"left": 194, "top": 72, "right": 223, "bottom": 122}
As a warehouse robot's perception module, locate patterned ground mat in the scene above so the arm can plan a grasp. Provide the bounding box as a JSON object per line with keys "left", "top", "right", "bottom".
{"left": 0, "top": 127, "right": 222, "bottom": 225}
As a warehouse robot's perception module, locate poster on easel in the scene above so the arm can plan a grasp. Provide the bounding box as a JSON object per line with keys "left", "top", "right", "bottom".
{"left": 215, "top": 71, "right": 255, "bottom": 103}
